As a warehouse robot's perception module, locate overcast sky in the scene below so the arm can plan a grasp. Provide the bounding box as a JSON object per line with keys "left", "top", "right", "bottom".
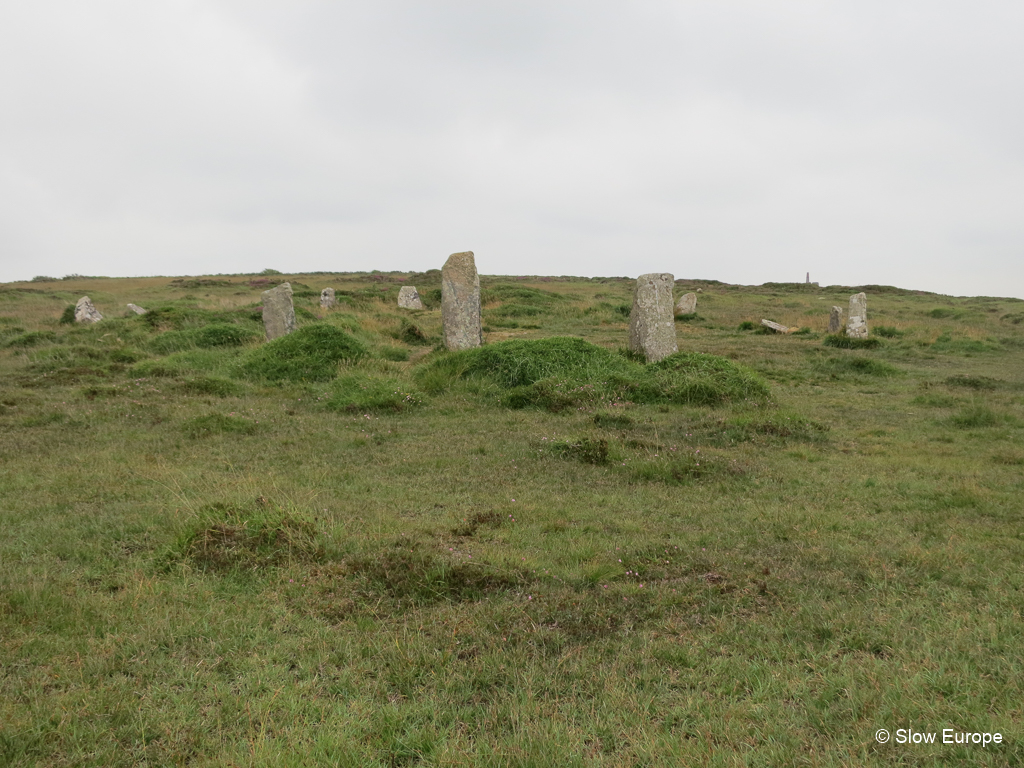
{"left": 1, "top": 1, "right": 1022, "bottom": 297}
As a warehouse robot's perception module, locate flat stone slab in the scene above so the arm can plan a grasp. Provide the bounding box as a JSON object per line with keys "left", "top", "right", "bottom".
{"left": 761, "top": 319, "right": 793, "bottom": 334}
{"left": 262, "top": 282, "right": 297, "bottom": 340}
{"left": 442, "top": 252, "right": 482, "bottom": 350}
{"left": 629, "top": 273, "right": 678, "bottom": 362}
{"left": 75, "top": 296, "right": 103, "bottom": 323}
{"left": 126, "top": 303, "right": 147, "bottom": 315}
{"left": 398, "top": 286, "right": 424, "bottom": 310}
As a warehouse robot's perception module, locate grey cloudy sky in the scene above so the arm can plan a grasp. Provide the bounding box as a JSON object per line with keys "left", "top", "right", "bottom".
{"left": 2, "top": 1, "right": 1023, "bottom": 297}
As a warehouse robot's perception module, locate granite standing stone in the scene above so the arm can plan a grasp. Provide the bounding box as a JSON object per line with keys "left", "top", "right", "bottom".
{"left": 847, "top": 292, "right": 868, "bottom": 338}
{"left": 441, "top": 251, "right": 482, "bottom": 350}
{"left": 262, "top": 282, "right": 297, "bottom": 341}
{"left": 675, "top": 292, "right": 697, "bottom": 315}
{"left": 320, "top": 288, "right": 336, "bottom": 309}
{"left": 126, "top": 303, "right": 147, "bottom": 315}
{"left": 827, "top": 305, "right": 843, "bottom": 333}
{"left": 398, "top": 286, "right": 424, "bottom": 310}
{"left": 629, "top": 273, "right": 678, "bottom": 362}
{"left": 75, "top": 296, "right": 103, "bottom": 323}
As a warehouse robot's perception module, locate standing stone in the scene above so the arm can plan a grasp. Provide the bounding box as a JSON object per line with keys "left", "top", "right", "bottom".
{"left": 629, "top": 273, "right": 678, "bottom": 362}
{"left": 126, "top": 303, "right": 147, "bottom": 315}
{"left": 320, "top": 288, "right": 336, "bottom": 309}
{"left": 675, "top": 292, "right": 697, "bottom": 315}
{"left": 441, "top": 251, "right": 482, "bottom": 350}
{"left": 262, "top": 282, "right": 297, "bottom": 341}
{"left": 827, "top": 306, "right": 843, "bottom": 333}
{"left": 397, "top": 286, "right": 424, "bottom": 310}
{"left": 847, "top": 292, "right": 868, "bottom": 338}
{"left": 74, "top": 296, "right": 103, "bottom": 323}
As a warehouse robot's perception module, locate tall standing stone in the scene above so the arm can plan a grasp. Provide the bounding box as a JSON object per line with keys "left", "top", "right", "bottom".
{"left": 675, "top": 292, "right": 697, "bottom": 315}
{"left": 847, "top": 292, "right": 868, "bottom": 338}
{"left": 75, "top": 296, "right": 103, "bottom": 323}
{"left": 441, "top": 251, "right": 482, "bottom": 350}
{"left": 827, "top": 306, "right": 843, "bottom": 333}
{"left": 398, "top": 286, "right": 424, "bottom": 310}
{"left": 629, "top": 273, "right": 678, "bottom": 362}
{"left": 320, "top": 288, "right": 336, "bottom": 309}
{"left": 262, "top": 282, "right": 297, "bottom": 341}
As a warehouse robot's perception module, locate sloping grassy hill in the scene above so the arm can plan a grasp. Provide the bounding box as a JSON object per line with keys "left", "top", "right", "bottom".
{"left": 2, "top": 271, "right": 1023, "bottom": 766}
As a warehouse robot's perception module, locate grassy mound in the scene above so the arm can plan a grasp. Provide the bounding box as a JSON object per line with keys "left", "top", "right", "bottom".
{"left": 416, "top": 338, "right": 770, "bottom": 410}
{"left": 235, "top": 324, "right": 367, "bottom": 383}
{"left": 325, "top": 372, "right": 426, "bottom": 413}
{"left": 150, "top": 322, "right": 259, "bottom": 354}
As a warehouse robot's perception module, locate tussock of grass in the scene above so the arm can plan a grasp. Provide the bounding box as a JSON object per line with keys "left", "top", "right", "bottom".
{"left": 4, "top": 330, "right": 57, "bottom": 348}
{"left": 694, "top": 412, "right": 830, "bottom": 443}
{"left": 823, "top": 334, "right": 882, "bottom": 349}
{"left": 629, "top": 449, "right": 747, "bottom": 485}
{"left": 416, "top": 338, "right": 770, "bottom": 411}
{"left": 945, "top": 374, "right": 1001, "bottom": 390}
{"left": 182, "top": 413, "right": 259, "bottom": 437}
{"left": 812, "top": 355, "right": 902, "bottom": 378}
{"left": 175, "top": 376, "right": 245, "bottom": 397}
{"left": 945, "top": 405, "right": 1014, "bottom": 429}
{"left": 235, "top": 324, "right": 366, "bottom": 383}
{"left": 549, "top": 436, "right": 611, "bottom": 465}
{"left": 149, "top": 322, "right": 258, "bottom": 354}
{"left": 874, "top": 325, "right": 905, "bottom": 338}
{"left": 167, "top": 502, "right": 325, "bottom": 572}
{"left": 325, "top": 372, "right": 426, "bottom": 413}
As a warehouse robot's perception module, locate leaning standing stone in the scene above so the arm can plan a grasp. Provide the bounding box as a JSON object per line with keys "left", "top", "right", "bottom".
{"left": 675, "top": 292, "right": 697, "bottom": 315}
{"left": 126, "top": 303, "right": 147, "bottom": 315}
{"left": 827, "top": 306, "right": 843, "bottom": 333}
{"left": 847, "top": 292, "right": 868, "bottom": 338}
{"left": 397, "top": 286, "right": 424, "bottom": 310}
{"left": 441, "top": 251, "right": 482, "bottom": 350}
{"left": 75, "top": 296, "right": 103, "bottom": 323}
{"left": 262, "top": 282, "right": 297, "bottom": 341}
{"left": 320, "top": 288, "right": 336, "bottom": 309}
{"left": 629, "top": 273, "right": 678, "bottom": 362}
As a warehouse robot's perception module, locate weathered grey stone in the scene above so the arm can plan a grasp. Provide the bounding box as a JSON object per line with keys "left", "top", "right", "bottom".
{"left": 320, "top": 288, "right": 336, "bottom": 309}
{"left": 398, "top": 286, "right": 424, "bottom": 310}
{"left": 675, "top": 292, "right": 697, "bottom": 315}
{"left": 847, "top": 292, "right": 868, "bottom": 338}
{"left": 761, "top": 319, "right": 792, "bottom": 334}
{"left": 629, "top": 273, "right": 678, "bottom": 362}
{"left": 75, "top": 296, "right": 103, "bottom": 323}
{"left": 827, "top": 306, "right": 843, "bottom": 333}
{"left": 262, "top": 282, "right": 297, "bottom": 341}
{"left": 441, "top": 251, "right": 482, "bottom": 350}
{"left": 126, "top": 303, "right": 147, "bottom": 315}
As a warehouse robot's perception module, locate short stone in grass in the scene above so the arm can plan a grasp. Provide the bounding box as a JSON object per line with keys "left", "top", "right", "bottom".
{"left": 262, "top": 282, "right": 297, "bottom": 340}
{"left": 675, "top": 292, "right": 697, "bottom": 315}
{"left": 126, "top": 303, "right": 147, "bottom": 315}
{"left": 75, "top": 296, "right": 103, "bottom": 323}
{"left": 398, "top": 285, "right": 424, "bottom": 309}
{"left": 320, "top": 288, "right": 336, "bottom": 309}
{"left": 847, "top": 292, "right": 868, "bottom": 338}
{"left": 629, "top": 273, "right": 678, "bottom": 362}
{"left": 442, "top": 251, "right": 482, "bottom": 350}
{"left": 828, "top": 305, "right": 843, "bottom": 333}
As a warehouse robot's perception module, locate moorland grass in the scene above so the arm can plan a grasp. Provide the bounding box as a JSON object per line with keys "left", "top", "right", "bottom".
{"left": 1, "top": 273, "right": 1023, "bottom": 766}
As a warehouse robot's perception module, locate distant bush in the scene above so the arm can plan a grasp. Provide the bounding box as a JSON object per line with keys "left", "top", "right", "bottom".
{"left": 30, "top": 276, "right": 59, "bottom": 282}
{"left": 59, "top": 305, "right": 76, "bottom": 325}
{"left": 259, "top": 268, "right": 282, "bottom": 276}
{"left": 823, "top": 334, "right": 882, "bottom": 349}
{"left": 927, "top": 308, "right": 957, "bottom": 319}
{"left": 235, "top": 324, "right": 366, "bottom": 383}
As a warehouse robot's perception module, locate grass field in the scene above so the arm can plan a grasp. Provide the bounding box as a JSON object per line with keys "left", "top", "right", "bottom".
{"left": 2, "top": 270, "right": 1023, "bottom": 766}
